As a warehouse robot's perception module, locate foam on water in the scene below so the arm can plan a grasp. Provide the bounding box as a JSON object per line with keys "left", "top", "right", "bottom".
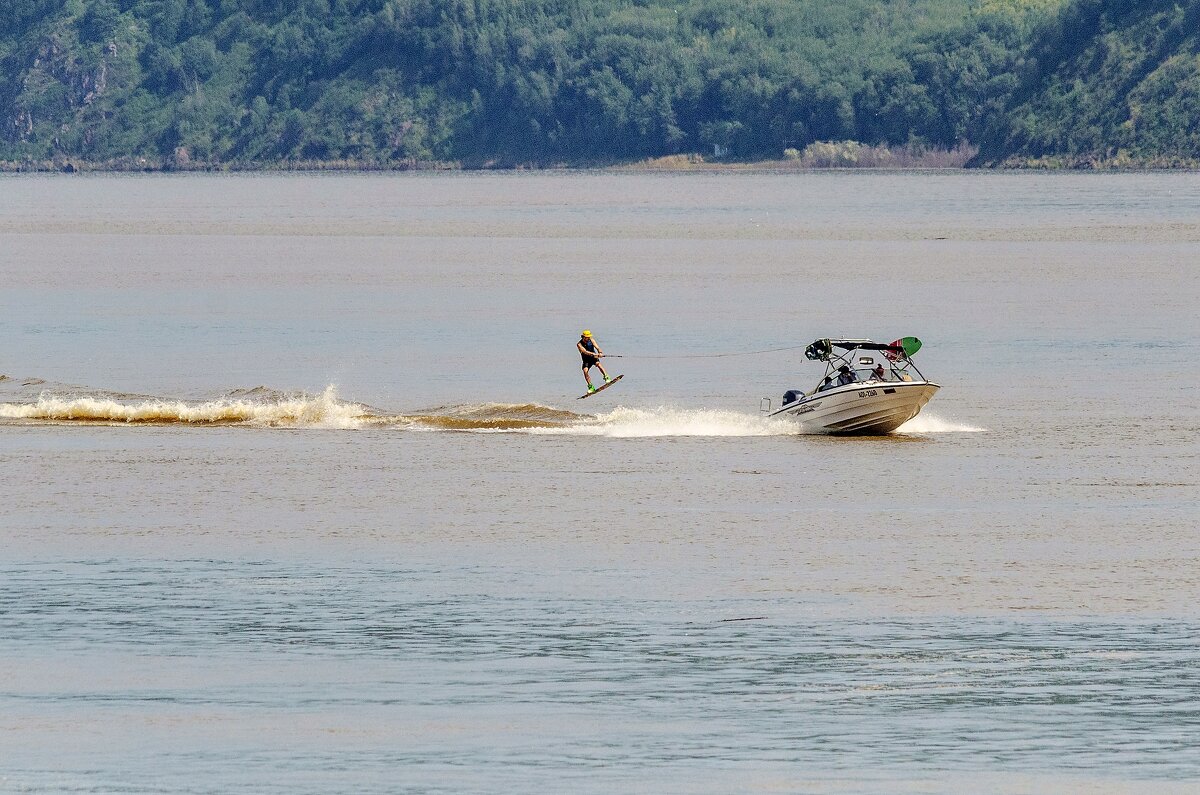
{"left": 0, "top": 383, "right": 984, "bottom": 436}
{"left": 530, "top": 407, "right": 986, "bottom": 438}
{"left": 531, "top": 406, "right": 799, "bottom": 437}
{"left": 0, "top": 385, "right": 368, "bottom": 429}
{"left": 896, "top": 412, "right": 987, "bottom": 433}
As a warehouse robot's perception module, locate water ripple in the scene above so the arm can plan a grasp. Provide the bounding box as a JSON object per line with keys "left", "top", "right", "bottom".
{"left": 2, "top": 561, "right": 1198, "bottom": 791}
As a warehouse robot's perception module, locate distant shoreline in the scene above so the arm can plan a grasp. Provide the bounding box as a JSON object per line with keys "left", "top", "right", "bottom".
{"left": 4, "top": 150, "right": 1198, "bottom": 174}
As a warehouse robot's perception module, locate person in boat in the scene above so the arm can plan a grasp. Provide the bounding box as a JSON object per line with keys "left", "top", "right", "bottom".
{"left": 816, "top": 375, "right": 835, "bottom": 392}
{"left": 577, "top": 329, "right": 611, "bottom": 393}
{"left": 870, "top": 364, "right": 887, "bottom": 382}
{"left": 835, "top": 365, "right": 857, "bottom": 386}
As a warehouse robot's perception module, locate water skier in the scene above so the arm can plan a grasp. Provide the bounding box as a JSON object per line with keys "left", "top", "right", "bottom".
{"left": 577, "top": 330, "right": 612, "bottom": 393}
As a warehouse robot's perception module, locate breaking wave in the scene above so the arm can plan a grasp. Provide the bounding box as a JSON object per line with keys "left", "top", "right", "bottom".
{"left": 0, "top": 388, "right": 588, "bottom": 432}
{"left": 0, "top": 385, "right": 370, "bottom": 429}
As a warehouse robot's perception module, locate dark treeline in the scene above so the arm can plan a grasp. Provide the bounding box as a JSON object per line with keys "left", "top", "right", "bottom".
{"left": 0, "top": 0, "right": 1195, "bottom": 168}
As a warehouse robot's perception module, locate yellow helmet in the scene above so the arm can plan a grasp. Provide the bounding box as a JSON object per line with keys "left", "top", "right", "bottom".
{"left": 581, "top": 330, "right": 592, "bottom": 337}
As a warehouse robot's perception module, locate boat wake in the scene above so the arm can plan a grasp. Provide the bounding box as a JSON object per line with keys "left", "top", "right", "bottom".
{"left": 0, "top": 381, "right": 983, "bottom": 436}
{"left": 527, "top": 407, "right": 796, "bottom": 437}
{"left": 403, "top": 402, "right": 584, "bottom": 431}
{"left": 0, "top": 385, "right": 368, "bottom": 429}
{"left": 896, "top": 413, "right": 987, "bottom": 433}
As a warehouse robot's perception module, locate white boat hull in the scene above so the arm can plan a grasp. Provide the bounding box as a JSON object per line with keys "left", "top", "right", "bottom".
{"left": 770, "top": 381, "right": 940, "bottom": 435}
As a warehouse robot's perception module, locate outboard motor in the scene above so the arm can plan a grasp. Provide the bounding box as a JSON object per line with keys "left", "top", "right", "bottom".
{"left": 782, "top": 389, "right": 803, "bottom": 405}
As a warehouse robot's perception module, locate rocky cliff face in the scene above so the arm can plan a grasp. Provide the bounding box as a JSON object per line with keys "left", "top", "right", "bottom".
{"left": 3, "top": 15, "right": 137, "bottom": 165}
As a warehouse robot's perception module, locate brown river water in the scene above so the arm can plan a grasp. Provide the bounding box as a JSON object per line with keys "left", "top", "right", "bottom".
{"left": 1, "top": 171, "right": 1198, "bottom": 793}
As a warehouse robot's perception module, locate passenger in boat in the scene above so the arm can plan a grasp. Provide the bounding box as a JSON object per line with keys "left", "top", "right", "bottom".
{"left": 816, "top": 375, "right": 835, "bottom": 392}
{"left": 835, "top": 365, "right": 857, "bottom": 386}
{"left": 870, "top": 364, "right": 887, "bottom": 382}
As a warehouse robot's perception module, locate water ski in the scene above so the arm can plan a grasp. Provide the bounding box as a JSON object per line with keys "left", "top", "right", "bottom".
{"left": 577, "top": 374, "right": 624, "bottom": 400}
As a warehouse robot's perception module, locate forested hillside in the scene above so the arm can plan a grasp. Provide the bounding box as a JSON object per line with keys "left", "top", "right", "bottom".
{"left": 975, "top": 0, "right": 1200, "bottom": 167}
{"left": 5, "top": 0, "right": 1195, "bottom": 169}
{"left": 0, "top": 0, "right": 1059, "bottom": 167}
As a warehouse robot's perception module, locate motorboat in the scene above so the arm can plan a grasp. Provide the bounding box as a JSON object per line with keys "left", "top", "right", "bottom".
{"left": 761, "top": 337, "right": 940, "bottom": 434}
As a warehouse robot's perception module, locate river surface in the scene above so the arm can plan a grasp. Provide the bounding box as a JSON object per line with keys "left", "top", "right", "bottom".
{"left": 1, "top": 171, "right": 1198, "bottom": 793}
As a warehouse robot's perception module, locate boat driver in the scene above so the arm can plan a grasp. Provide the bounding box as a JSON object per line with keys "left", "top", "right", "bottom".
{"left": 836, "top": 365, "right": 857, "bottom": 386}
{"left": 870, "top": 364, "right": 887, "bottom": 381}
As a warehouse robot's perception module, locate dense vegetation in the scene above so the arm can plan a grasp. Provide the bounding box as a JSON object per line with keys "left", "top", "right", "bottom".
{"left": 975, "top": 0, "right": 1200, "bottom": 167}
{"left": 0, "top": 0, "right": 1196, "bottom": 168}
